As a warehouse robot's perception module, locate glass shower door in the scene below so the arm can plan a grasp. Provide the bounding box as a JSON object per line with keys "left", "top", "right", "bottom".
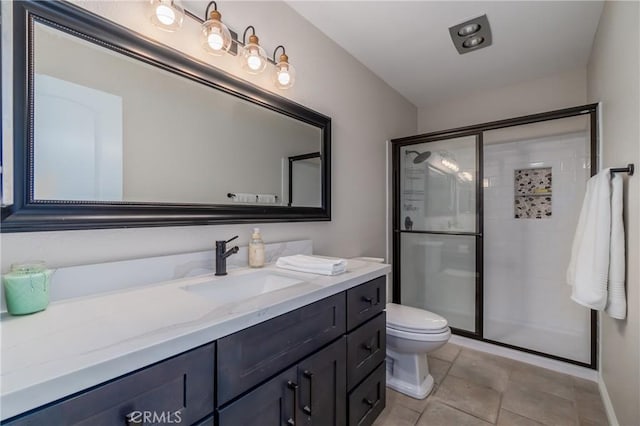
{"left": 395, "top": 134, "right": 481, "bottom": 335}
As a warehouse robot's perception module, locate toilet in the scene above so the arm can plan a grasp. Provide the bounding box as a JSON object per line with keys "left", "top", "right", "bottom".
{"left": 385, "top": 303, "right": 451, "bottom": 399}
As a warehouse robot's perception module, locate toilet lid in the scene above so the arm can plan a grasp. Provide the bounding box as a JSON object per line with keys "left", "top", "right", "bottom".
{"left": 386, "top": 303, "right": 449, "bottom": 334}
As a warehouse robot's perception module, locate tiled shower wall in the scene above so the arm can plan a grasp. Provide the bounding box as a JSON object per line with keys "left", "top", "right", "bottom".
{"left": 483, "top": 132, "right": 592, "bottom": 363}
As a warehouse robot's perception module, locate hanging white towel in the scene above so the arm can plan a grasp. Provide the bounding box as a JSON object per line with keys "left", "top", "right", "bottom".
{"left": 566, "top": 169, "right": 626, "bottom": 319}
{"left": 606, "top": 174, "right": 626, "bottom": 319}
{"left": 276, "top": 255, "right": 347, "bottom": 276}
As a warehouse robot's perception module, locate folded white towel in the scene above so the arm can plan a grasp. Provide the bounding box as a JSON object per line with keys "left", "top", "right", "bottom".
{"left": 567, "top": 168, "right": 627, "bottom": 319}
{"left": 276, "top": 255, "right": 347, "bottom": 276}
{"left": 257, "top": 194, "right": 277, "bottom": 204}
{"left": 606, "top": 174, "right": 626, "bottom": 319}
{"left": 232, "top": 193, "right": 257, "bottom": 203}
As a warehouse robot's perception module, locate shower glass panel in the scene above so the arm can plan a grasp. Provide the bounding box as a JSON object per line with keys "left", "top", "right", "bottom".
{"left": 483, "top": 115, "right": 592, "bottom": 363}
{"left": 400, "top": 233, "right": 477, "bottom": 331}
{"left": 400, "top": 137, "right": 477, "bottom": 233}
{"left": 398, "top": 135, "right": 480, "bottom": 334}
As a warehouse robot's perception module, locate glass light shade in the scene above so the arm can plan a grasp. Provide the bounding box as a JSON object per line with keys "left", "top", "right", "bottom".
{"left": 240, "top": 42, "right": 268, "bottom": 75}
{"left": 148, "top": 0, "right": 184, "bottom": 32}
{"left": 274, "top": 60, "right": 296, "bottom": 89}
{"left": 201, "top": 17, "right": 232, "bottom": 56}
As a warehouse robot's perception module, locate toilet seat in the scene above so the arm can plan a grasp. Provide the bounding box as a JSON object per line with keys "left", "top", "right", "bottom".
{"left": 386, "top": 303, "right": 449, "bottom": 334}
{"left": 386, "top": 326, "right": 451, "bottom": 342}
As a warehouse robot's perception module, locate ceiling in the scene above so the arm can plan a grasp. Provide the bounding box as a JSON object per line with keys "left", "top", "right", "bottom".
{"left": 287, "top": 1, "right": 604, "bottom": 108}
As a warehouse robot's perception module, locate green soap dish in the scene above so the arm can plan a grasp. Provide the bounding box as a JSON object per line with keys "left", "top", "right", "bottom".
{"left": 3, "top": 262, "right": 53, "bottom": 315}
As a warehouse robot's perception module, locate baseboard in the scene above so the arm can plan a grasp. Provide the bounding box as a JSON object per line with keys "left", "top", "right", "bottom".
{"left": 598, "top": 372, "right": 619, "bottom": 426}
{"left": 449, "top": 335, "right": 598, "bottom": 381}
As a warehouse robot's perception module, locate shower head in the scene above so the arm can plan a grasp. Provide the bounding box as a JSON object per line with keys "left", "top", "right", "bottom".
{"left": 406, "top": 150, "right": 432, "bottom": 164}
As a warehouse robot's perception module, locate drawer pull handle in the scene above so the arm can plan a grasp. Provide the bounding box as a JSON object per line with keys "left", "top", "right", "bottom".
{"left": 363, "top": 398, "right": 375, "bottom": 407}
{"left": 125, "top": 413, "right": 143, "bottom": 426}
{"left": 303, "top": 370, "right": 313, "bottom": 415}
{"left": 287, "top": 381, "right": 299, "bottom": 425}
{"left": 362, "top": 296, "right": 374, "bottom": 304}
{"left": 362, "top": 342, "right": 374, "bottom": 352}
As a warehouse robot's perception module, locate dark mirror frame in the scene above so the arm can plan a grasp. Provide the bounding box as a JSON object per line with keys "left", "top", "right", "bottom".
{"left": 1, "top": 1, "right": 331, "bottom": 232}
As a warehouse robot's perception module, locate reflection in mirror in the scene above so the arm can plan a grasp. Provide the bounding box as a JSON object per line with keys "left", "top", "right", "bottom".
{"left": 32, "top": 21, "right": 322, "bottom": 206}
{"left": 288, "top": 153, "right": 321, "bottom": 207}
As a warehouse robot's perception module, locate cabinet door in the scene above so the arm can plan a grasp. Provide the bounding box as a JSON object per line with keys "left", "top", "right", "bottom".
{"left": 297, "top": 337, "right": 347, "bottom": 426}
{"left": 217, "top": 367, "right": 298, "bottom": 426}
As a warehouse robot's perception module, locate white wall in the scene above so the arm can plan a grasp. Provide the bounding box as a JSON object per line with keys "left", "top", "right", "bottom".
{"left": 417, "top": 67, "right": 587, "bottom": 134}
{"left": 587, "top": 2, "right": 640, "bottom": 425}
{"left": 0, "top": 1, "right": 416, "bottom": 271}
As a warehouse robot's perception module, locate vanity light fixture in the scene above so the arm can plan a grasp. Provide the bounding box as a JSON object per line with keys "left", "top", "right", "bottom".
{"left": 149, "top": 0, "right": 185, "bottom": 32}
{"left": 273, "top": 45, "right": 296, "bottom": 89}
{"left": 449, "top": 14, "right": 492, "bottom": 54}
{"left": 200, "top": 1, "right": 232, "bottom": 56}
{"left": 240, "top": 26, "right": 268, "bottom": 74}
{"left": 147, "top": 4, "right": 296, "bottom": 88}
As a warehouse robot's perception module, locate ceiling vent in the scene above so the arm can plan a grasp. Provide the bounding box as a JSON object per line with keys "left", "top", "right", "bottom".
{"left": 449, "top": 14, "right": 492, "bottom": 54}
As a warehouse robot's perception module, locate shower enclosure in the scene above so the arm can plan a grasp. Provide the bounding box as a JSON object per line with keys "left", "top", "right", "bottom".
{"left": 392, "top": 104, "right": 598, "bottom": 367}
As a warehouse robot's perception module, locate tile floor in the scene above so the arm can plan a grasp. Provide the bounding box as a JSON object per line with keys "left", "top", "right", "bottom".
{"left": 373, "top": 343, "right": 608, "bottom": 426}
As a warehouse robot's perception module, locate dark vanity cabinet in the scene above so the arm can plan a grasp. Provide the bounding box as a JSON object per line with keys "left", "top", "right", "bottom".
{"left": 2, "top": 276, "right": 387, "bottom": 426}
{"left": 217, "top": 276, "right": 387, "bottom": 426}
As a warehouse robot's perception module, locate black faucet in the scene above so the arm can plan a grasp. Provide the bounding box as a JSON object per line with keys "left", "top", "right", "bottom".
{"left": 215, "top": 235, "right": 240, "bottom": 276}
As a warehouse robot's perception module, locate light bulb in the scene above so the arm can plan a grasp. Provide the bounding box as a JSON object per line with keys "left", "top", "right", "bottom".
{"left": 155, "top": 4, "right": 176, "bottom": 26}
{"left": 273, "top": 53, "right": 296, "bottom": 89}
{"left": 200, "top": 12, "right": 232, "bottom": 56}
{"left": 277, "top": 70, "right": 291, "bottom": 86}
{"left": 149, "top": 0, "right": 184, "bottom": 32}
{"left": 207, "top": 32, "right": 224, "bottom": 51}
{"left": 247, "top": 54, "right": 263, "bottom": 71}
{"left": 240, "top": 35, "right": 267, "bottom": 74}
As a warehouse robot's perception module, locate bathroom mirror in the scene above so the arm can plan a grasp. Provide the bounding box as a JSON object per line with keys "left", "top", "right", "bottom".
{"left": 2, "top": 1, "right": 331, "bottom": 232}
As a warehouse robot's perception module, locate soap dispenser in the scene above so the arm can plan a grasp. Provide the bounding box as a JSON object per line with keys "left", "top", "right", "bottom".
{"left": 249, "top": 228, "right": 265, "bottom": 268}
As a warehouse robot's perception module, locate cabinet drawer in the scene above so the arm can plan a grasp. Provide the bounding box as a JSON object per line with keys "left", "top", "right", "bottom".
{"left": 346, "top": 276, "right": 385, "bottom": 331}
{"left": 347, "top": 363, "right": 386, "bottom": 426}
{"left": 5, "top": 343, "right": 215, "bottom": 426}
{"left": 347, "top": 312, "right": 386, "bottom": 390}
{"left": 217, "top": 293, "right": 346, "bottom": 405}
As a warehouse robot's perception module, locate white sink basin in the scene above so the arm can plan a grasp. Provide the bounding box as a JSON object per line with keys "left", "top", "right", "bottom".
{"left": 182, "top": 270, "right": 306, "bottom": 305}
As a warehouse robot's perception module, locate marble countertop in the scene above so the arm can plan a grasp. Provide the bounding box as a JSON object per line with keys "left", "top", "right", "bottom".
{"left": 0, "top": 259, "right": 390, "bottom": 421}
